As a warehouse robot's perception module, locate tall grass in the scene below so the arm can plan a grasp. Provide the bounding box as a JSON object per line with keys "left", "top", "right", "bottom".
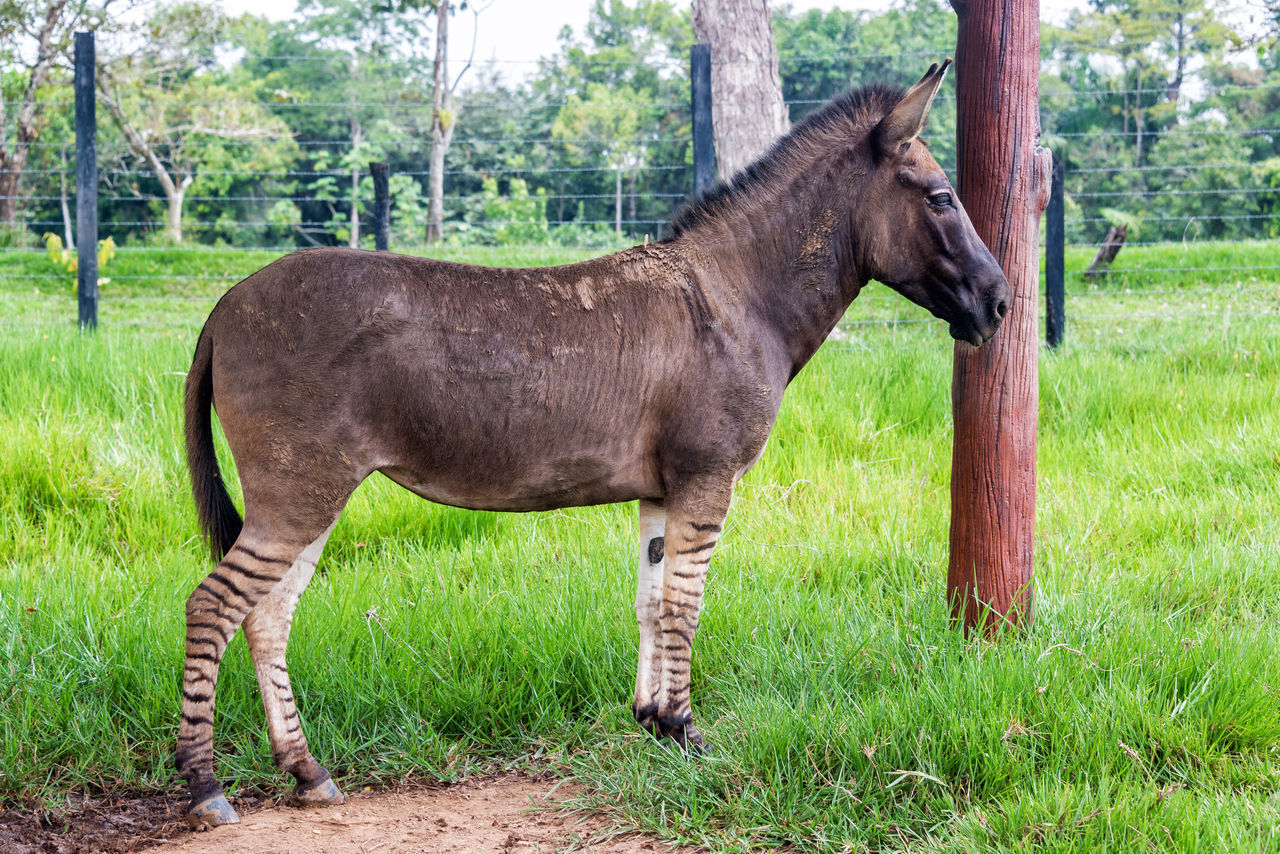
{"left": 1, "top": 243, "right": 1278, "bottom": 851}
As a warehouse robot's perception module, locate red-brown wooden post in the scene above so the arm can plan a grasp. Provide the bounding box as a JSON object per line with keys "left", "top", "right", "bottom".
{"left": 947, "top": 0, "right": 1051, "bottom": 634}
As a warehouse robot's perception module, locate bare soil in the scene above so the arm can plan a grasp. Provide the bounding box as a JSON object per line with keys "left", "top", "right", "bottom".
{"left": 0, "top": 775, "right": 692, "bottom": 854}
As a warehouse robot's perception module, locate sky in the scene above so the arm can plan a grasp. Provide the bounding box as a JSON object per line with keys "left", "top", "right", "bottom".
{"left": 216, "top": 0, "right": 1088, "bottom": 69}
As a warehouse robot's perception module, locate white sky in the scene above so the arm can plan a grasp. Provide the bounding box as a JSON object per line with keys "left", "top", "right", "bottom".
{"left": 216, "top": 0, "right": 1089, "bottom": 68}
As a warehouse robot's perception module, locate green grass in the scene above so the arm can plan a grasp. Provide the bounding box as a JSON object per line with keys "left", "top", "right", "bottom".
{"left": 1, "top": 242, "right": 1278, "bottom": 851}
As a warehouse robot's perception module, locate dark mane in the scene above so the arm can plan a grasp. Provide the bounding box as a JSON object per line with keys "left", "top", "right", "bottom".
{"left": 665, "top": 82, "right": 907, "bottom": 239}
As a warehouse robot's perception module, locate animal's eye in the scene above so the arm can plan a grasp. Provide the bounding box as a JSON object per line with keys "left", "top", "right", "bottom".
{"left": 928, "top": 191, "right": 953, "bottom": 208}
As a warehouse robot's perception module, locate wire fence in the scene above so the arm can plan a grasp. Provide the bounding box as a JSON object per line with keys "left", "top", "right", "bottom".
{"left": 2, "top": 44, "right": 1279, "bottom": 342}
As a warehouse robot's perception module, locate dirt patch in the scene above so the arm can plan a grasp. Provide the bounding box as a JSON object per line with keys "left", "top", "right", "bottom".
{"left": 0, "top": 789, "right": 192, "bottom": 854}
{"left": 1, "top": 775, "right": 691, "bottom": 854}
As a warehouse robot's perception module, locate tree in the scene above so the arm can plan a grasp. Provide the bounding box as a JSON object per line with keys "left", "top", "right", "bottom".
{"left": 377, "top": 0, "right": 487, "bottom": 244}
{"left": 692, "top": 0, "right": 789, "bottom": 179}
{"left": 1060, "top": 0, "right": 1229, "bottom": 166}
{"left": 236, "top": 3, "right": 432, "bottom": 248}
{"left": 772, "top": 1, "right": 958, "bottom": 166}
{"left": 426, "top": 0, "right": 455, "bottom": 243}
{"left": 96, "top": 2, "right": 296, "bottom": 243}
{"left": 527, "top": 0, "right": 691, "bottom": 239}
{"left": 553, "top": 82, "right": 647, "bottom": 234}
{"left": 0, "top": 0, "right": 121, "bottom": 231}
{"left": 287, "top": 0, "right": 433, "bottom": 247}
{"left": 771, "top": 6, "right": 862, "bottom": 122}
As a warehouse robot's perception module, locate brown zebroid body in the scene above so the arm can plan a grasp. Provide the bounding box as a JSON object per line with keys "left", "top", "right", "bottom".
{"left": 178, "top": 62, "right": 1010, "bottom": 828}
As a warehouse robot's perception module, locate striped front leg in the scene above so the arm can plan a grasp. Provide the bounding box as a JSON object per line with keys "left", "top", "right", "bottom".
{"left": 637, "top": 482, "right": 732, "bottom": 751}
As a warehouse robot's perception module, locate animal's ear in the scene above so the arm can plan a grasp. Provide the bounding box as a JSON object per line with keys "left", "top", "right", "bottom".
{"left": 873, "top": 59, "right": 951, "bottom": 157}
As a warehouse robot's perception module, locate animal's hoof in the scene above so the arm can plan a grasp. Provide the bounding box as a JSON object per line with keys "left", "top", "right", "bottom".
{"left": 637, "top": 709, "right": 707, "bottom": 754}
{"left": 667, "top": 723, "right": 706, "bottom": 754}
{"left": 186, "top": 794, "right": 240, "bottom": 830}
{"left": 289, "top": 776, "right": 345, "bottom": 807}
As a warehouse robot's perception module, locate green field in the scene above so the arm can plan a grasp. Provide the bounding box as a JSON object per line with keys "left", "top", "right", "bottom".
{"left": 1, "top": 242, "right": 1278, "bottom": 852}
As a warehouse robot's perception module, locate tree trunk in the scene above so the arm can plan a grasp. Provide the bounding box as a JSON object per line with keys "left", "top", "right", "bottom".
{"left": 692, "top": 0, "right": 789, "bottom": 180}
{"left": 1084, "top": 224, "right": 1127, "bottom": 278}
{"left": 349, "top": 121, "right": 362, "bottom": 249}
{"left": 99, "top": 85, "right": 192, "bottom": 244}
{"left": 947, "top": 0, "right": 1049, "bottom": 635}
{"left": 60, "top": 145, "right": 74, "bottom": 249}
{"left": 426, "top": 0, "right": 455, "bottom": 244}
{"left": 1134, "top": 80, "right": 1144, "bottom": 166}
{"left": 166, "top": 176, "right": 191, "bottom": 243}
{"left": 0, "top": 168, "right": 22, "bottom": 227}
{"left": 349, "top": 166, "right": 361, "bottom": 248}
{"left": 628, "top": 167, "right": 637, "bottom": 229}
{"left": 1168, "top": 12, "right": 1186, "bottom": 102}
{"left": 615, "top": 165, "right": 622, "bottom": 235}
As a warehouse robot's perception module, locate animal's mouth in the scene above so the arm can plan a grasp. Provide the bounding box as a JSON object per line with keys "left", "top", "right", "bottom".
{"left": 950, "top": 321, "right": 995, "bottom": 348}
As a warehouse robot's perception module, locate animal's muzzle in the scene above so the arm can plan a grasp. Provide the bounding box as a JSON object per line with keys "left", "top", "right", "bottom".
{"left": 950, "top": 273, "right": 1010, "bottom": 347}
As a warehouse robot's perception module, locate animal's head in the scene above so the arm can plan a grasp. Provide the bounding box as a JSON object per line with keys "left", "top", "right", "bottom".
{"left": 855, "top": 60, "right": 1010, "bottom": 347}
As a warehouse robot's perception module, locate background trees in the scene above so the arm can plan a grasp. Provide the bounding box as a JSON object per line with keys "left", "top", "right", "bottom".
{"left": 2, "top": 0, "right": 1276, "bottom": 251}
{"left": 97, "top": 2, "right": 297, "bottom": 243}
{"left": 0, "top": 0, "right": 124, "bottom": 237}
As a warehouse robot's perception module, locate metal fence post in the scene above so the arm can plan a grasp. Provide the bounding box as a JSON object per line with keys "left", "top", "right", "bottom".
{"left": 371, "top": 161, "right": 390, "bottom": 251}
{"left": 75, "top": 31, "right": 98, "bottom": 330}
{"left": 1046, "top": 159, "right": 1065, "bottom": 348}
{"left": 690, "top": 44, "right": 715, "bottom": 197}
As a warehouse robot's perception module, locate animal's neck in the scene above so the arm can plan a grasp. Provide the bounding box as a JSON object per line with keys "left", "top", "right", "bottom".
{"left": 681, "top": 170, "right": 866, "bottom": 383}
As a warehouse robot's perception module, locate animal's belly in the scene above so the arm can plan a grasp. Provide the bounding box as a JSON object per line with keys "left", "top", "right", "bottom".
{"left": 378, "top": 448, "right": 662, "bottom": 512}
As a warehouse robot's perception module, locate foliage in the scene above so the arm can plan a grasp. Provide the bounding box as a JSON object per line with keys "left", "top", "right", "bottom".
{"left": 40, "top": 232, "right": 116, "bottom": 274}
{"left": 775, "top": 0, "right": 958, "bottom": 166}
{"left": 2, "top": 0, "right": 1280, "bottom": 257}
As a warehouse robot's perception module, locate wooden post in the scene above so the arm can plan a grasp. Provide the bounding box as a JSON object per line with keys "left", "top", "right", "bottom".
{"left": 1046, "top": 159, "right": 1065, "bottom": 348}
{"left": 690, "top": 44, "right": 715, "bottom": 196}
{"left": 371, "top": 161, "right": 390, "bottom": 251}
{"left": 947, "top": 0, "right": 1050, "bottom": 634}
{"left": 74, "top": 31, "right": 98, "bottom": 331}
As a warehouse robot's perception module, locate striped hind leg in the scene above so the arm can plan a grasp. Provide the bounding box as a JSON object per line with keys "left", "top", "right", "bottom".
{"left": 632, "top": 499, "right": 666, "bottom": 727}
{"left": 242, "top": 522, "right": 341, "bottom": 808}
{"left": 178, "top": 512, "right": 346, "bottom": 829}
{"left": 638, "top": 479, "right": 733, "bottom": 750}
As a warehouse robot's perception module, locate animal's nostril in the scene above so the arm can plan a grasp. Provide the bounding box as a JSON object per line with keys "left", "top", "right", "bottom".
{"left": 995, "top": 300, "right": 1008, "bottom": 319}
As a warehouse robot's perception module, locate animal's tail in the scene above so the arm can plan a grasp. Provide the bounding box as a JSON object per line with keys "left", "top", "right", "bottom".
{"left": 185, "top": 325, "right": 243, "bottom": 562}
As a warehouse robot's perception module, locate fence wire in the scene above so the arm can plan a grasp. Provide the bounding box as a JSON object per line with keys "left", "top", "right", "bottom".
{"left": 3, "top": 47, "right": 1280, "bottom": 346}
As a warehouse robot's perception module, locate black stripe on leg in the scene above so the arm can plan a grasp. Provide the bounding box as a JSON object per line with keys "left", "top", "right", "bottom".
{"left": 219, "top": 560, "right": 279, "bottom": 585}
{"left": 187, "top": 637, "right": 222, "bottom": 653}
{"left": 689, "top": 522, "right": 721, "bottom": 532}
{"left": 194, "top": 581, "right": 231, "bottom": 606}
{"left": 237, "top": 546, "right": 291, "bottom": 566}
{"left": 676, "top": 541, "right": 716, "bottom": 555}
{"left": 204, "top": 571, "right": 250, "bottom": 603}
{"left": 186, "top": 620, "right": 235, "bottom": 642}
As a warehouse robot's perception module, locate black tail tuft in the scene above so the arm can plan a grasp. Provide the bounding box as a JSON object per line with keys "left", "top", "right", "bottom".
{"left": 184, "top": 326, "right": 243, "bottom": 562}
